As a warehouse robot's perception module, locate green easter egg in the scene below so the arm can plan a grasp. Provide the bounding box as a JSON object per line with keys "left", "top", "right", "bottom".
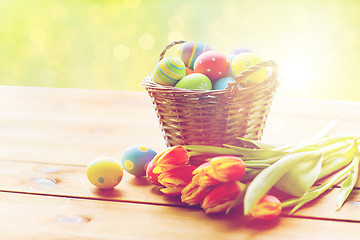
{"left": 175, "top": 73, "right": 212, "bottom": 90}
{"left": 152, "top": 57, "right": 186, "bottom": 86}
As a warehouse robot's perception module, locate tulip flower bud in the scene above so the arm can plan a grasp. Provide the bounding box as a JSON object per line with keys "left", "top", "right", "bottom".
{"left": 193, "top": 156, "right": 246, "bottom": 186}
{"left": 152, "top": 146, "right": 189, "bottom": 174}
{"left": 201, "top": 181, "right": 245, "bottom": 214}
{"left": 158, "top": 165, "right": 196, "bottom": 196}
{"left": 181, "top": 180, "right": 213, "bottom": 206}
{"left": 249, "top": 194, "right": 282, "bottom": 220}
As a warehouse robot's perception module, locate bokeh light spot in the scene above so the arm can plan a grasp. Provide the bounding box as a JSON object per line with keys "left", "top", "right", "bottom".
{"left": 138, "top": 33, "right": 155, "bottom": 50}
{"left": 167, "top": 31, "right": 185, "bottom": 43}
{"left": 30, "top": 28, "right": 47, "bottom": 46}
{"left": 113, "top": 44, "right": 130, "bottom": 61}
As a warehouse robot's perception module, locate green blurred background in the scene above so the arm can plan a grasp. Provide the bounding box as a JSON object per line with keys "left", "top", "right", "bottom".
{"left": 1, "top": 0, "right": 359, "bottom": 101}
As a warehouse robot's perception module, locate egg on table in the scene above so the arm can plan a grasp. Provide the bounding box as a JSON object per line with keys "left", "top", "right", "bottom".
{"left": 193, "top": 51, "right": 230, "bottom": 81}
{"left": 175, "top": 73, "right": 212, "bottom": 90}
{"left": 178, "top": 41, "right": 212, "bottom": 70}
{"left": 152, "top": 57, "right": 186, "bottom": 86}
{"left": 121, "top": 145, "right": 157, "bottom": 177}
{"left": 231, "top": 53, "right": 267, "bottom": 86}
{"left": 86, "top": 156, "right": 123, "bottom": 189}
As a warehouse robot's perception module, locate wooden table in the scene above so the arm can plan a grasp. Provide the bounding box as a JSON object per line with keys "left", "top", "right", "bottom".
{"left": 1, "top": 85, "right": 360, "bottom": 239}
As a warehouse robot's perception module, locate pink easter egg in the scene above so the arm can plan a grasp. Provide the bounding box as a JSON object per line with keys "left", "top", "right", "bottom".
{"left": 193, "top": 51, "right": 230, "bottom": 81}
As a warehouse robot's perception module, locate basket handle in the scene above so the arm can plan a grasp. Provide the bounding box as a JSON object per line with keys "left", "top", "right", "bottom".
{"left": 227, "top": 60, "right": 278, "bottom": 95}
{"left": 158, "top": 40, "right": 187, "bottom": 62}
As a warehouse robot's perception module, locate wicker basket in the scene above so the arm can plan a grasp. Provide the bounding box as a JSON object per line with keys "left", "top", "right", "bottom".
{"left": 143, "top": 40, "right": 279, "bottom": 147}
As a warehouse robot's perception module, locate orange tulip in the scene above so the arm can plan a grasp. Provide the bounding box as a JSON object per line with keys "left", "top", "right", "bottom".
{"left": 249, "top": 195, "right": 282, "bottom": 220}
{"left": 152, "top": 146, "right": 189, "bottom": 174}
{"left": 181, "top": 180, "right": 213, "bottom": 206}
{"left": 158, "top": 165, "right": 196, "bottom": 196}
{"left": 193, "top": 156, "right": 246, "bottom": 186}
{"left": 201, "top": 181, "right": 245, "bottom": 214}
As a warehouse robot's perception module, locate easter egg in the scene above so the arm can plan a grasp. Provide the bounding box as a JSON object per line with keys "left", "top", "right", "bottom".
{"left": 213, "top": 77, "right": 242, "bottom": 90}
{"left": 175, "top": 73, "right": 212, "bottom": 90}
{"left": 152, "top": 57, "right": 186, "bottom": 86}
{"left": 178, "top": 41, "right": 212, "bottom": 70}
{"left": 193, "top": 51, "right": 230, "bottom": 81}
{"left": 146, "top": 161, "right": 162, "bottom": 186}
{"left": 228, "top": 47, "right": 252, "bottom": 62}
{"left": 121, "top": 145, "right": 157, "bottom": 177}
{"left": 86, "top": 156, "right": 123, "bottom": 189}
{"left": 231, "top": 53, "right": 267, "bottom": 86}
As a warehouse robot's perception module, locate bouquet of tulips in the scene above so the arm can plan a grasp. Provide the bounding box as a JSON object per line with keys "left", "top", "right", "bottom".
{"left": 146, "top": 121, "right": 360, "bottom": 220}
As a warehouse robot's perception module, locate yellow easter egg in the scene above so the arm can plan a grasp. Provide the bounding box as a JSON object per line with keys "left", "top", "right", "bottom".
{"left": 86, "top": 156, "right": 123, "bottom": 189}
{"left": 152, "top": 57, "right": 186, "bottom": 86}
{"left": 231, "top": 53, "right": 267, "bottom": 86}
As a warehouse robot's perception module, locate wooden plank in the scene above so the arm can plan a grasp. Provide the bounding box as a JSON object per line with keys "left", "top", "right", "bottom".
{"left": 0, "top": 160, "right": 181, "bottom": 206}
{"left": 0, "top": 191, "right": 359, "bottom": 240}
{"left": 0, "top": 88, "right": 166, "bottom": 165}
{"left": 1, "top": 160, "right": 360, "bottom": 222}
{"left": 263, "top": 96, "right": 360, "bottom": 144}
{"left": 1, "top": 86, "right": 360, "bottom": 166}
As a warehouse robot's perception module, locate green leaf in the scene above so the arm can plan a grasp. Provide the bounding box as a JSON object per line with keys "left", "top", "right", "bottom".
{"left": 183, "top": 145, "right": 240, "bottom": 156}
{"left": 317, "top": 138, "right": 359, "bottom": 180}
{"left": 235, "top": 137, "right": 282, "bottom": 150}
{"left": 243, "top": 150, "right": 322, "bottom": 215}
{"left": 336, "top": 157, "right": 359, "bottom": 210}
{"left": 275, "top": 154, "right": 323, "bottom": 197}
{"left": 223, "top": 144, "right": 287, "bottom": 160}
{"left": 281, "top": 159, "right": 355, "bottom": 214}
{"left": 226, "top": 182, "right": 247, "bottom": 214}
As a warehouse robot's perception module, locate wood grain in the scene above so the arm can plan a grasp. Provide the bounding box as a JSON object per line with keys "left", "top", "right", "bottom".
{"left": 1, "top": 86, "right": 360, "bottom": 239}
{"left": 1, "top": 159, "right": 360, "bottom": 222}
{"left": 0, "top": 191, "right": 359, "bottom": 240}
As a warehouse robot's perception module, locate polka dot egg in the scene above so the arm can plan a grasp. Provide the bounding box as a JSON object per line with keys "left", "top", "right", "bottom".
{"left": 194, "top": 51, "right": 230, "bottom": 81}
{"left": 178, "top": 41, "right": 212, "bottom": 70}
{"left": 152, "top": 57, "right": 186, "bottom": 86}
{"left": 86, "top": 156, "right": 123, "bottom": 189}
{"left": 231, "top": 53, "right": 267, "bottom": 86}
{"left": 121, "top": 145, "right": 157, "bottom": 177}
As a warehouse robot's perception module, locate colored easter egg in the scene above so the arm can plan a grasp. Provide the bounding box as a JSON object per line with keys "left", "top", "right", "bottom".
{"left": 228, "top": 47, "right": 252, "bottom": 62}
{"left": 152, "top": 57, "right": 186, "bottom": 86}
{"left": 86, "top": 156, "right": 123, "bottom": 189}
{"left": 193, "top": 51, "right": 230, "bottom": 81}
{"left": 146, "top": 161, "right": 162, "bottom": 186}
{"left": 175, "top": 73, "right": 212, "bottom": 90}
{"left": 121, "top": 145, "right": 157, "bottom": 177}
{"left": 178, "top": 41, "right": 212, "bottom": 70}
{"left": 231, "top": 53, "right": 267, "bottom": 86}
{"left": 213, "top": 76, "right": 242, "bottom": 90}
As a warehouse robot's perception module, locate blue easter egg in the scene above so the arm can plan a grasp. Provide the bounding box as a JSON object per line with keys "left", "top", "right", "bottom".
{"left": 213, "top": 77, "right": 242, "bottom": 90}
{"left": 120, "top": 145, "right": 157, "bottom": 176}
